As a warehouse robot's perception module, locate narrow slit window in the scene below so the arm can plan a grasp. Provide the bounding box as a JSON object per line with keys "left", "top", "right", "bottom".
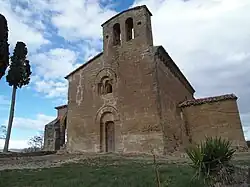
{"left": 125, "top": 18, "right": 134, "bottom": 41}
{"left": 105, "top": 80, "right": 112, "bottom": 94}
{"left": 113, "top": 23, "right": 121, "bottom": 46}
{"left": 106, "top": 83, "right": 112, "bottom": 94}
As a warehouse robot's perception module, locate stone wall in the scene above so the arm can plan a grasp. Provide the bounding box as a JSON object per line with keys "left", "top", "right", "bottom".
{"left": 181, "top": 97, "right": 247, "bottom": 149}
{"left": 43, "top": 121, "right": 60, "bottom": 151}
{"left": 66, "top": 6, "right": 164, "bottom": 154}
{"left": 154, "top": 48, "right": 195, "bottom": 153}
{"left": 56, "top": 105, "right": 67, "bottom": 118}
{"left": 43, "top": 105, "right": 68, "bottom": 152}
{"left": 64, "top": 5, "right": 247, "bottom": 155}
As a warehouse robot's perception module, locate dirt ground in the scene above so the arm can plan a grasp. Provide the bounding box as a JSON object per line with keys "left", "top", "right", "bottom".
{"left": 0, "top": 151, "right": 249, "bottom": 171}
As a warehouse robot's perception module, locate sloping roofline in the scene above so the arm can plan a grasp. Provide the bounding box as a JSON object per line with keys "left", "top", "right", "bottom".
{"left": 101, "top": 5, "right": 152, "bottom": 26}
{"left": 179, "top": 94, "right": 237, "bottom": 107}
{"left": 55, "top": 104, "right": 68, "bottom": 110}
{"left": 154, "top": 46, "right": 195, "bottom": 94}
{"left": 65, "top": 52, "right": 103, "bottom": 79}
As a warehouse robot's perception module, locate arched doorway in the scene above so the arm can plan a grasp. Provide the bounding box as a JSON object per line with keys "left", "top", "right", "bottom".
{"left": 105, "top": 121, "right": 115, "bottom": 152}
{"left": 96, "top": 106, "right": 119, "bottom": 153}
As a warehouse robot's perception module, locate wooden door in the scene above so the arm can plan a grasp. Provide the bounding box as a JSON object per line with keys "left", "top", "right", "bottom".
{"left": 105, "top": 121, "right": 115, "bottom": 152}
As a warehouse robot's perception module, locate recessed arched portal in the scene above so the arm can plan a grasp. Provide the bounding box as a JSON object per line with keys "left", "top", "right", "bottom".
{"left": 96, "top": 106, "right": 119, "bottom": 153}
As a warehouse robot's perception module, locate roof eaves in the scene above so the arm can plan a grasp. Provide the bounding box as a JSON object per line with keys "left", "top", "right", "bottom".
{"left": 179, "top": 94, "right": 237, "bottom": 108}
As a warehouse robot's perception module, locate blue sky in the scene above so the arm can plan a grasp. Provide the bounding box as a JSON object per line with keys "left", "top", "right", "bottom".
{"left": 0, "top": 0, "right": 250, "bottom": 148}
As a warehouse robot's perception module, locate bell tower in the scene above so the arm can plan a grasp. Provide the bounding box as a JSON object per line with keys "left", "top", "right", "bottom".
{"left": 101, "top": 5, "right": 153, "bottom": 55}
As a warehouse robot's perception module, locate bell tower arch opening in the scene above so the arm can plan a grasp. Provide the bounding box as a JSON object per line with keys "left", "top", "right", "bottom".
{"left": 125, "top": 17, "right": 134, "bottom": 41}
{"left": 113, "top": 23, "right": 121, "bottom": 46}
{"left": 102, "top": 5, "right": 153, "bottom": 53}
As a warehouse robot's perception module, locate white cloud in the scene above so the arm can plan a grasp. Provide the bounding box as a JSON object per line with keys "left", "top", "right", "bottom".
{"left": 0, "top": 0, "right": 49, "bottom": 52}
{"left": 33, "top": 78, "right": 68, "bottom": 99}
{"left": 0, "top": 113, "right": 54, "bottom": 149}
{"left": 49, "top": 0, "right": 117, "bottom": 40}
{"left": 2, "top": 0, "right": 112, "bottom": 100}
{"left": 18, "top": 0, "right": 117, "bottom": 41}
{"left": 0, "top": 139, "right": 29, "bottom": 149}
{"left": 29, "top": 48, "right": 81, "bottom": 98}
{"left": 2, "top": 114, "right": 55, "bottom": 131}
{"left": 31, "top": 48, "right": 79, "bottom": 80}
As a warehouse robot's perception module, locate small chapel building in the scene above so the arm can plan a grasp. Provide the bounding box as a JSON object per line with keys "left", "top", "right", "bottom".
{"left": 43, "top": 5, "right": 247, "bottom": 154}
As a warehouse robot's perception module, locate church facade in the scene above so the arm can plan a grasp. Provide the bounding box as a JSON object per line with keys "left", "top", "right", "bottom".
{"left": 43, "top": 5, "right": 247, "bottom": 154}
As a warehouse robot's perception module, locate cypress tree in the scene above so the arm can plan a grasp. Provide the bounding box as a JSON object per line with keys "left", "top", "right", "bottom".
{"left": 0, "top": 14, "right": 9, "bottom": 79}
{"left": 3, "top": 42, "right": 31, "bottom": 152}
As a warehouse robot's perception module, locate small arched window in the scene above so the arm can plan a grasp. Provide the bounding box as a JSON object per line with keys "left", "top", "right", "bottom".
{"left": 98, "top": 78, "right": 113, "bottom": 95}
{"left": 125, "top": 18, "right": 134, "bottom": 41}
{"left": 113, "top": 23, "right": 121, "bottom": 46}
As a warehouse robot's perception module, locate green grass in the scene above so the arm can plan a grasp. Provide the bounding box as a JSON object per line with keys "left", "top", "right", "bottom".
{"left": 0, "top": 157, "right": 204, "bottom": 187}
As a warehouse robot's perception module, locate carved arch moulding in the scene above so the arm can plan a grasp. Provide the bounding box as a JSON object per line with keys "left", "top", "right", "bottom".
{"left": 95, "top": 105, "right": 120, "bottom": 125}
{"left": 95, "top": 68, "right": 117, "bottom": 95}
{"left": 95, "top": 68, "right": 117, "bottom": 85}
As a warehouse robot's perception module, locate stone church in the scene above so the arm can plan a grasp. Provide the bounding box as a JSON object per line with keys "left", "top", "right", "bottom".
{"left": 43, "top": 5, "right": 247, "bottom": 154}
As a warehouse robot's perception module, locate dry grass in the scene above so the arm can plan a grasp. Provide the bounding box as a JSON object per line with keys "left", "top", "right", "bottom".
{"left": 0, "top": 151, "right": 249, "bottom": 187}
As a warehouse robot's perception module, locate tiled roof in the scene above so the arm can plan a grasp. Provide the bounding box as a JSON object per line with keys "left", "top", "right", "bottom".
{"left": 179, "top": 94, "right": 237, "bottom": 107}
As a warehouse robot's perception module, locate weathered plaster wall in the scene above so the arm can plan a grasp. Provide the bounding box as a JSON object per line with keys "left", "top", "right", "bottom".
{"left": 154, "top": 52, "right": 194, "bottom": 153}
{"left": 181, "top": 99, "right": 247, "bottom": 149}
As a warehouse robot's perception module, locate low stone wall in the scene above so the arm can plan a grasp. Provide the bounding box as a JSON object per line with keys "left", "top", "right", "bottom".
{"left": 0, "top": 151, "right": 56, "bottom": 158}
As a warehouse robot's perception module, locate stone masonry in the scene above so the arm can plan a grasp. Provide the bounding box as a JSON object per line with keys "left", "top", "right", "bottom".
{"left": 43, "top": 105, "right": 67, "bottom": 151}
{"left": 43, "top": 5, "right": 247, "bottom": 154}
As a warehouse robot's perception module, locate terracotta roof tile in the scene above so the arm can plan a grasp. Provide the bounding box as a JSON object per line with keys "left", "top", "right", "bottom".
{"left": 179, "top": 94, "right": 237, "bottom": 107}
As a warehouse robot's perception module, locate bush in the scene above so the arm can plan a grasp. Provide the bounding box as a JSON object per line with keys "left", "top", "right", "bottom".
{"left": 185, "top": 137, "right": 236, "bottom": 185}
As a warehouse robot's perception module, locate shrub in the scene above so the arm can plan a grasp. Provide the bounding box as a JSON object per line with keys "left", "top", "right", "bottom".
{"left": 185, "top": 136, "right": 236, "bottom": 185}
